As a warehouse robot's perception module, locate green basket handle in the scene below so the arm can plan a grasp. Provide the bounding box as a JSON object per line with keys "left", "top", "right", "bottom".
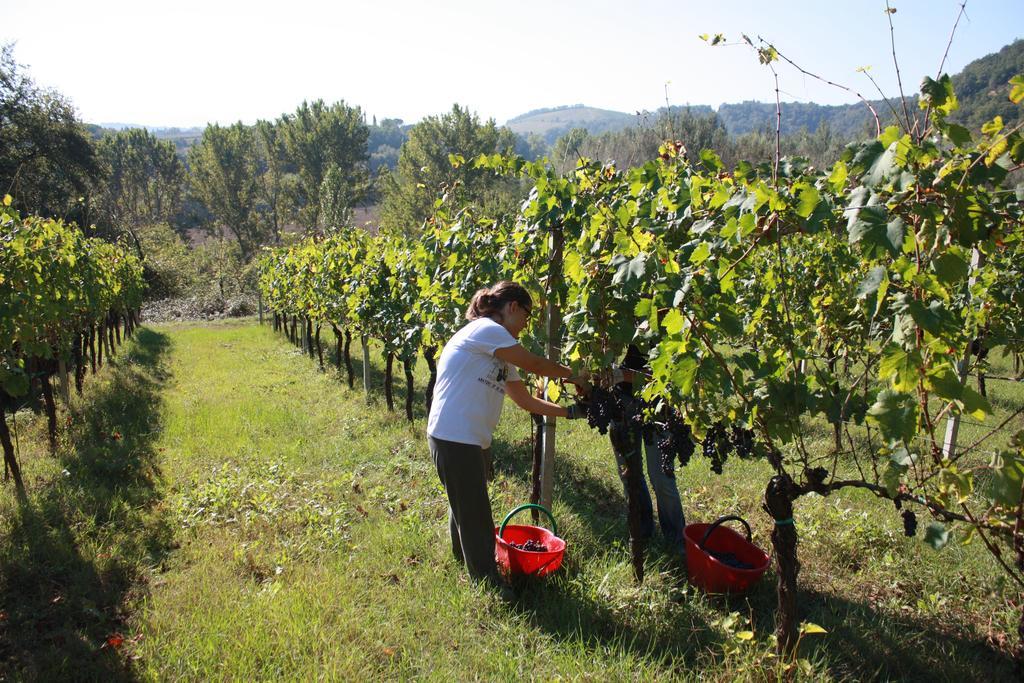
{"left": 498, "top": 503, "right": 558, "bottom": 540}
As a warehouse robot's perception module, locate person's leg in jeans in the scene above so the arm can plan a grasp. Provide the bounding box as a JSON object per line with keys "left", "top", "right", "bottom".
{"left": 429, "top": 436, "right": 500, "bottom": 582}
{"left": 642, "top": 432, "right": 686, "bottom": 554}
{"left": 609, "top": 422, "right": 655, "bottom": 539}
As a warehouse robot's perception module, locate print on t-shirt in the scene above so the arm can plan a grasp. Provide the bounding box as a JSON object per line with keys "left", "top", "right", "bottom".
{"left": 478, "top": 359, "right": 510, "bottom": 394}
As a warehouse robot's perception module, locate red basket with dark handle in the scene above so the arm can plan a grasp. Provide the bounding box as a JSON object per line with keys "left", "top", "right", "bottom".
{"left": 494, "top": 503, "right": 566, "bottom": 577}
{"left": 684, "top": 515, "right": 770, "bottom": 593}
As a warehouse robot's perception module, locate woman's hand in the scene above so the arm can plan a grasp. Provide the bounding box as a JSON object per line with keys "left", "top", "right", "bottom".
{"left": 565, "top": 399, "right": 590, "bottom": 420}
{"left": 567, "top": 369, "right": 592, "bottom": 394}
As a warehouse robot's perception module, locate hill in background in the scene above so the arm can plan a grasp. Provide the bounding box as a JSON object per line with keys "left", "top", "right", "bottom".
{"left": 506, "top": 39, "right": 1023, "bottom": 140}
{"left": 506, "top": 105, "right": 692, "bottom": 146}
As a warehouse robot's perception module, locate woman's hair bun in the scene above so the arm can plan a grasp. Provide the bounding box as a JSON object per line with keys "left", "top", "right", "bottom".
{"left": 465, "top": 281, "right": 532, "bottom": 321}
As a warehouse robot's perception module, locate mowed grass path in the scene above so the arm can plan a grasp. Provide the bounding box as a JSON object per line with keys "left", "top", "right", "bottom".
{"left": 1, "top": 319, "right": 1021, "bottom": 680}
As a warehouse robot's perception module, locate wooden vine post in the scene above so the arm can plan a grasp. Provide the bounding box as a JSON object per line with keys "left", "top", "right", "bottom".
{"left": 362, "top": 334, "right": 371, "bottom": 404}
{"left": 539, "top": 221, "right": 564, "bottom": 511}
{"left": 941, "top": 248, "right": 984, "bottom": 460}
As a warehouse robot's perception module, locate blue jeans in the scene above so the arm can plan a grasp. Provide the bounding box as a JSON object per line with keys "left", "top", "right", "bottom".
{"left": 610, "top": 423, "right": 686, "bottom": 553}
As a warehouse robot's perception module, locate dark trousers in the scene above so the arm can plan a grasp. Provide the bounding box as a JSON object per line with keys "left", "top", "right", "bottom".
{"left": 429, "top": 436, "right": 498, "bottom": 582}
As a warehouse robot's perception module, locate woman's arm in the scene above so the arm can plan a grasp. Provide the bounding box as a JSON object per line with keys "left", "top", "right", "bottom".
{"left": 494, "top": 344, "right": 588, "bottom": 386}
{"left": 505, "top": 380, "right": 572, "bottom": 417}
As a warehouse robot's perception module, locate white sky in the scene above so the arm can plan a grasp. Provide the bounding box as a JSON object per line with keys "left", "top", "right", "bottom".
{"left": 2, "top": 0, "right": 1021, "bottom": 128}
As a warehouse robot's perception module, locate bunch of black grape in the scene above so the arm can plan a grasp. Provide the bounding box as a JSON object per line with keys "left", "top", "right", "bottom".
{"left": 902, "top": 510, "right": 917, "bottom": 537}
{"left": 509, "top": 539, "right": 549, "bottom": 552}
{"left": 710, "top": 551, "right": 755, "bottom": 570}
{"left": 583, "top": 386, "right": 626, "bottom": 435}
{"left": 703, "top": 422, "right": 732, "bottom": 474}
{"left": 730, "top": 426, "right": 756, "bottom": 459}
{"left": 655, "top": 410, "right": 696, "bottom": 479}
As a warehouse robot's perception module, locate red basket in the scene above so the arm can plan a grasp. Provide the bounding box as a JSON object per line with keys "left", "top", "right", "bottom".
{"left": 494, "top": 504, "right": 566, "bottom": 578}
{"left": 684, "top": 515, "right": 770, "bottom": 594}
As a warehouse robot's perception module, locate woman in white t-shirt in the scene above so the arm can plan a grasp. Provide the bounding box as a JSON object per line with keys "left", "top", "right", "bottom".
{"left": 427, "top": 281, "right": 589, "bottom": 588}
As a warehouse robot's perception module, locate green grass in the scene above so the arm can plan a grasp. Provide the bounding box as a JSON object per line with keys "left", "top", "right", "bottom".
{"left": 1, "top": 319, "right": 1020, "bottom": 680}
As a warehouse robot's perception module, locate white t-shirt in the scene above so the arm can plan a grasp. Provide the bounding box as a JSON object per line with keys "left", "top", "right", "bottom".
{"left": 427, "top": 317, "right": 521, "bottom": 448}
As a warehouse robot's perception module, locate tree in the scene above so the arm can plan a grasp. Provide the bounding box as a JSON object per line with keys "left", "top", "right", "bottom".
{"left": 0, "top": 44, "right": 102, "bottom": 221}
{"left": 94, "top": 128, "right": 185, "bottom": 257}
{"left": 253, "top": 118, "right": 293, "bottom": 245}
{"left": 379, "top": 104, "right": 519, "bottom": 235}
{"left": 551, "top": 110, "right": 732, "bottom": 172}
{"left": 550, "top": 127, "right": 591, "bottom": 170}
{"left": 280, "top": 100, "right": 369, "bottom": 232}
{"left": 188, "top": 122, "right": 265, "bottom": 259}
{"left": 320, "top": 164, "right": 356, "bottom": 230}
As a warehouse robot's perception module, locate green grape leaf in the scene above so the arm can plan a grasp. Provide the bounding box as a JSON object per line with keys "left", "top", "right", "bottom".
{"left": 925, "top": 363, "right": 964, "bottom": 402}
{"left": 1008, "top": 75, "right": 1024, "bottom": 105}
{"left": 959, "top": 384, "right": 992, "bottom": 420}
{"left": 690, "top": 242, "right": 712, "bottom": 265}
{"left": 672, "top": 356, "right": 699, "bottom": 395}
{"left": 867, "top": 389, "right": 917, "bottom": 443}
{"left": 943, "top": 123, "right": 972, "bottom": 147}
{"left": 793, "top": 182, "right": 820, "bottom": 218}
{"left": 828, "top": 161, "right": 848, "bottom": 193}
{"left": 848, "top": 198, "right": 904, "bottom": 258}
{"left": 880, "top": 345, "right": 922, "bottom": 392}
{"left": 0, "top": 369, "right": 29, "bottom": 397}
{"left": 857, "top": 266, "right": 887, "bottom": 298}
{"left": 924, "top": 522, "right": 949, "bottom": 550}
{"left": 882, "top": 459, "right": 907, "bottom": 496}
{"left": 920, "top": 75, "right": 958, "bottom": 117}
{"left": 662, "top": 309, "right": 685, "bottom": 336}
{"left": 987, "top": 451, "right": 1024, "bottom": 507}
{"left": 612, "top": 253, "right": 648, "bottom": 284}
{"left": 716, "top": 308, "right": 744, "bottom": 337}
{"left": 930, "top": 251, "right": 969, "bottom": 286}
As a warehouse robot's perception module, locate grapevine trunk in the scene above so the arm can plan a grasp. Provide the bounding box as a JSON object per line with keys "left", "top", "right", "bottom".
{"left": 384, "top": 351, "right": 395, "bottom": 412}
{"left": 423, "top": 346, "right": 437, "bottom": 413}
{"left": 97, "top": 323, "right": 104, "bottom": 368}
{"left": 315, "top": 324, "right": 324, "bottom": 370}
{"left": 403, "top": 357, "right": 414, "bottom": 421}
{"left": 610, "top": 419, "right": 646, "bottom": 584}
{"left": 88, "top": 324, "right": 97, "bottom": 374}
{"left": 107, "top": 317, "right": 116, "bottom": 356}
{"left": 764, "top": 474, "right": 801, "bottom": 655}
{"left": 40, "top": 371, "right": 57, "bottom": 454}
{"left": 344, "top": 330, "right": 354, "bottom": 389}
{"left": 73, "top": 332, "right": 84, "bottom": 395}
{"left": 332, "top": 326, "right": 341, "bottom": 370}
{"left": 0, "top": 404, "right": 25, "bottom": 497}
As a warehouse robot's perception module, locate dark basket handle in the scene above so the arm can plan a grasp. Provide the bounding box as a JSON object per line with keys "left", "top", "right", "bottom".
{"left": 699, "top": 515, "right": 752, "bottom": 550}
{"left": 498, "top": 503, "right": 557, "bottom": 540}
